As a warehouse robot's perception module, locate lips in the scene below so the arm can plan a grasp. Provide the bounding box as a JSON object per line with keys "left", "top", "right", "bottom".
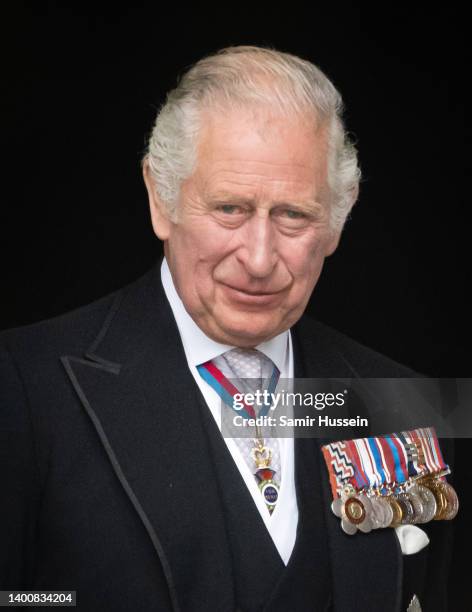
{"left": 228, "top": 286, "right": 280, "bottom": 295}
{"left": 220, "top": 283, "right": 286, "bottom": 307}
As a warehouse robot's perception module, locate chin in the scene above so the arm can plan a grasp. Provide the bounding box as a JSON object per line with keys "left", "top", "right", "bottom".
{"left": 217, "top": 320, "right": 285, "bottom": 347}
{"left": 199, "top": 305, "right": 294, "bottom": 346}
{"left": 221, "top": 333, "right": 271, "bottom": 348}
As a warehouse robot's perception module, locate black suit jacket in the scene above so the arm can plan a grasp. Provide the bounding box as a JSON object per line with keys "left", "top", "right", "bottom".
{"left": 0, "top": 262, "right": 453, "bottom": 611}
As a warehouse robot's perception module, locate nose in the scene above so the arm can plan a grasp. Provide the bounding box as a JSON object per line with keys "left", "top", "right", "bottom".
{"left": 239, "top": 214, "right": 278, "bottom": 279}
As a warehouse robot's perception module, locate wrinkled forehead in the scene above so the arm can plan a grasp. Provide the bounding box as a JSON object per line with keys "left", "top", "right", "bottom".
{"left": 192, "top": 106, "right": 331, "bottom": 202}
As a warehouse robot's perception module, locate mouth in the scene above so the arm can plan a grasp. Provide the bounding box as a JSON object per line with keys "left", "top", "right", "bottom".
{"left": 220, "top": 283, "right": 286, "bottom": 307}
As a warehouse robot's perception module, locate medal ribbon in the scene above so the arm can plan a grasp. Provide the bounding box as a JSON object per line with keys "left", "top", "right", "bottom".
{"left": 385, "top": 434, "right": 408, "bottom": 484}
{"left": 414, "top": 427, "right": 447, "bottom": 474}
{"left": 355, "top": 438, "right": 379, "bottom": 488}
{"left": 322, "top": 430, "right": 431, "bottom": 498}
{"left": 397, "top": 432, "right": 421, "bottom": 478}
{"left": 197, "top": 359, "right": 280, "bottom": 420}
{"left": 425, "top": 427, "right": 447, "bottom": 471}
{"left": 321, "top": 440, "right": 366, "bottom": 497}
{"left": 322, "top": 427, "right": 449, "bottom": 499}
{"left": 345, "top": 439, "right": 369, "bottom": 489}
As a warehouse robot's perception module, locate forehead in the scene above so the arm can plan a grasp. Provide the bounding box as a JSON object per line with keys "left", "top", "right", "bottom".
{"left": 193, "top": 107, "right": 329, "bottom": 202}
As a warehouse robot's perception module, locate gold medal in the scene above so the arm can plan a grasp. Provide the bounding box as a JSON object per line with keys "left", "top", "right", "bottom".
{"left": 430, "top": 480, "right": 459, "bottom": 520}
{"left": 441, "top": 482, "right": 459, "bottom": 520}
{"left": 331, "top": 490, "right": 374, "bottom": 535}
{"left": 344, "top": 497, "right": 366, "bottom": 525}
{"left": 386, "top": 495, "right": 403, "bottom": 527}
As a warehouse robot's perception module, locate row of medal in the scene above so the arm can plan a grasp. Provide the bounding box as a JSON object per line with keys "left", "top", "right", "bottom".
{"left": 321, "top": 427, "right": 459, "bottom": 535}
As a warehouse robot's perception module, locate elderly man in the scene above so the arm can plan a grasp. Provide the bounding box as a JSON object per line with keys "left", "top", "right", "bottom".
{"left": 1, "top": 47, "right": 451, "bottom": 611}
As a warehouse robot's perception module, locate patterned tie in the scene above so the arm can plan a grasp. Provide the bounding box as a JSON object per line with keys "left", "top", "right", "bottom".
{"left": 212, "top": 348, "right": 282, "bottom": 508}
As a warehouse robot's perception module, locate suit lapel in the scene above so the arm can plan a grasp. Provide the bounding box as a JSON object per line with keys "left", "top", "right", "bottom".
{"left": 62, "top": 263, "right": 235, "bottom": 612}
{"left": 292, "top": 318, "right": 403, "bottom": 612}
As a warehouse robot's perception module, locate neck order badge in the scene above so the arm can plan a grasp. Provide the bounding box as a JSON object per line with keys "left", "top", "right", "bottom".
{"left": 198, "top": 349, "right": 281, "bottom": 512}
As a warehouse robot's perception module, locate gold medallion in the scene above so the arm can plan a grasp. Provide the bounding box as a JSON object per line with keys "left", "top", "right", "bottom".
{"left": 435, "top": 481, "right": 459, "bottom": 520}
{"left": 386, "top": 495, "right": 403, "bottom": 527}
{"left": 344, "top": 497, "right": 366, "bottom": 525}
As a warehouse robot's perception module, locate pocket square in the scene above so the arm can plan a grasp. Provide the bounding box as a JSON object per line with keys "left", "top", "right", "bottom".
{"left": 394, "top": 524, "right": 429, "bottom": 555}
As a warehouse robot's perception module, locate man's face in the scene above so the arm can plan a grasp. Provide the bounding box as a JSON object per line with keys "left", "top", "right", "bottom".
{"left": 145, "top": 107, "right": 340, "bottom": 347}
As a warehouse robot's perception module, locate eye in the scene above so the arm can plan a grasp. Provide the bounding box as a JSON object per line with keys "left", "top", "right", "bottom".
{"left": 283, "top": 209, "right": 307, "bottom": 219}
{"left": 272, "top": 206, "right": 312, "bottom": 229}
{"left": 217, "top": 204, "right": 242, "bottom": 215}
{"left": 212, "top": 202, "right": 249, "bottom": 227}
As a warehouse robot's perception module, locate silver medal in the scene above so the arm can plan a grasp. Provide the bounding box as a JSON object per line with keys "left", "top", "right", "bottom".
{"left": 414, "top": 483, "right": 437, "bottom": 523}
{"left": 397, "top": 492, "right": 415, "bottom": 525}
{"left": 369, "top": 496, "right": 391, "bottom": 529}
{"left": 405, "top": 486, "right": 425, "bottom": 524}
{"left": 377, "top": 496, "right": 394, "bottom": 528}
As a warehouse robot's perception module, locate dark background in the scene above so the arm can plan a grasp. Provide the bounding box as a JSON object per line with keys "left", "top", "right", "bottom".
{"left": 2, "top": 3, "right": 469, "bottom": 608}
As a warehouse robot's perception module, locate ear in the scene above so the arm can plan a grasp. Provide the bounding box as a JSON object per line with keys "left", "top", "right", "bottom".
{"left": 142, "top": 159, "right": 172, "bottom": 241}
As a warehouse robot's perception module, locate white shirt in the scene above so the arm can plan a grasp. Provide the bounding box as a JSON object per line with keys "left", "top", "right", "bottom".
{"left": 160, "top": 258, "right": 298, "bottom": 564}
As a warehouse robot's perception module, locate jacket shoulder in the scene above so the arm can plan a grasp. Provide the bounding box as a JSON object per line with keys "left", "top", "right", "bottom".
{"left": 0, "top": 291, "right": 118, "bottom": 357}
{"left": 0, "top": 266, "right": 157, "bottom": 361}
{"left": 295, "top": 314, "right": 419, "bottom": 377}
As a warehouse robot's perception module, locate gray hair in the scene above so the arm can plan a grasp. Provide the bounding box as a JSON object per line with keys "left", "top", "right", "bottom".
{"left": 144, "top": 46, "right": 361, "bottom": 231}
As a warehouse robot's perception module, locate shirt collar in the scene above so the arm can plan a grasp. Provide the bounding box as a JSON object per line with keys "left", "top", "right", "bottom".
{"left": 160, "top": 257, "right": 289, "bottom": 371}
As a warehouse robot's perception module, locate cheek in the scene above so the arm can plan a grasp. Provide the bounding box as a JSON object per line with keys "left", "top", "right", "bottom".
{"left": 176, "top": 219, "right": 235, "bottom": 263}
{"left": 283, "top": 236, "right": 328, "bottom": 295}
{"left": 284, "top": 234, "right": 326, "bottom": 274}
{"left": 168, "top": 223, "right": 235, "bottom": 299}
